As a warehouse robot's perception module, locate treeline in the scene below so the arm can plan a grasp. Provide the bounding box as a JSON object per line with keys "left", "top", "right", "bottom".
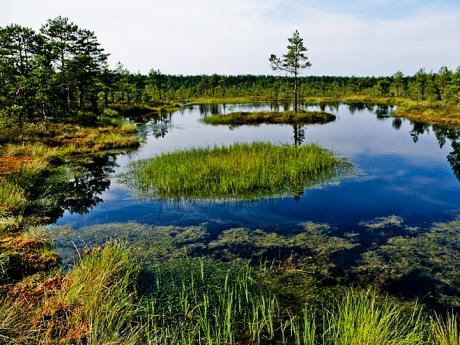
{"left": 1, "top": 17, "right": 460, "bottom": 128}
{"left": 0, "top": 17, "right": 109, "bottom": 127}
{"left": 104, "top": 69, "right": 460, "bottom": 104}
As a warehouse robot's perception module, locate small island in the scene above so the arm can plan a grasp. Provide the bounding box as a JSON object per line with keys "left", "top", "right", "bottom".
{"left": 125, "top": 142, "right": 349, "bottom": 199}
{"left": 203, "top": 110, "right": 336, "bottom": 125}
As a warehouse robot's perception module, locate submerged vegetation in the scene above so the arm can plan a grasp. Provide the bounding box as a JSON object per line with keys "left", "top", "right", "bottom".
{"left": 203, "top": 110, "right": 336, "bottom": 126}
{"left": 125, "top": 142, "right": 349, "bottom": 199}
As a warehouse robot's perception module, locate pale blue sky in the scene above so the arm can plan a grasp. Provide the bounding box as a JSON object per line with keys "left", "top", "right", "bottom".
{"left": 1, "top": 0, "right": 459, "bottom": 76}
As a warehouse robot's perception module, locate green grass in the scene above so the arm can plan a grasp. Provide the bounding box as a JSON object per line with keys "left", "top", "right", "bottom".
{"left": 125, "top": 142, "right": 350, "bottom": 200}
{"left": 203, "top": 110, "right": 336, "bottom": 125}
{"left": 3, "top": 241, "right": 459, "bottom": 344}
{"left": 322, "top": 289, "right": 428, "bottom": 345}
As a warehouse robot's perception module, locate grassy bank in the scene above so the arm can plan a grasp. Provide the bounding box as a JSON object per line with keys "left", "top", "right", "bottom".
{"left": 1, "top": 241, "right": 458, "bottom": 344}
{"left": 394, "top": 99, "right": 460, "bottom": 126}
{"left": 125, "top": 142, "right": 350, "bottom": 199}
{"left": 203, "top": 110, "right": 336, "bottom": 126}
{"left": 108, "top": 102, "right": 180, "bottom": 116}
{"left": 0, "top": 120, "right": 141, "bottom": 285}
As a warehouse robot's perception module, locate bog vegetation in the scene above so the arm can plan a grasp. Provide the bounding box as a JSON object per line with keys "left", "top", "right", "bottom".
{"left": 1, "top": 17, "right": 460, "bottom": 345}
{"left": 125, "top": 142, "right": 349, "bottom": 199}
{"left": 2, "top": 241, "right": 459, "bottom": 344}
{"left": 203, "top": 110, "right": 336, "bottom": 125}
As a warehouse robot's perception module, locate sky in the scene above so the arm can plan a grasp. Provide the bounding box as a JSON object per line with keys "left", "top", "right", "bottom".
{"left": 1, "top": 0, "right": 459, "bottom": 76}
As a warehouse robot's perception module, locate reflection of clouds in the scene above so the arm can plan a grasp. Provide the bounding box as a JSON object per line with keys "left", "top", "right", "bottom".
{"left": 56, "top": 103, "right": 460, "bottom": 232}
{"left": 386, "top": 185, "right": 447, "bottom": 206}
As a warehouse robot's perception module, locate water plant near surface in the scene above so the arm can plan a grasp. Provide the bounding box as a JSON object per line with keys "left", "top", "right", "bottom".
{"left": 124, "top": 142, "right": 350, "bottom": 200}
{"left": 202, "top": 110, "right": 336, "bottom": 126}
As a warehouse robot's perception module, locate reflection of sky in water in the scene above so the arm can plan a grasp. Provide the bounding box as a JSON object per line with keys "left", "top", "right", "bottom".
{"left": 56, "top": 103, "right": 460, "bottom": 235}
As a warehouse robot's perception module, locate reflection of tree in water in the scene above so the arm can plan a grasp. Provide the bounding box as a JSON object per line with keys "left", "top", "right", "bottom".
{"left": 135, "top": 113, "right": 173, "bottom": 141}
{"left": 432, "top": 125, "right": 460, "bottom": 181}
{"left": 198, "top": 103, "right": 220, "bottom": 116}
{"left": 408, "top": 121, "right": 460, "bottom": 181}
{"left": 409, "top": 121, "right": 430, "bottom": 143}
{"left": 293, "top": 124, "right": 305, "bottom": 146}
{"left": 346, "top": 102, "right": 375, "bottom": 114}
{"left": 448, "top": 141, "right": 460, "bottom": 181}
{"left": 31, "top": 154, "right": 118, "bottom": 223}
{"left": 375, "top": 105, "right": 393, "bottom": 119}
{"left": 148, "top": 114, "right": 172, "bottom": 139}
{"left": 392, "top": 117, "right": 402, "bottom": 130}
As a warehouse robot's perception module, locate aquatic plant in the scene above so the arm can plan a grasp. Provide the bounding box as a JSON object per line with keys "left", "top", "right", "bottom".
{"left": 125, "top": 142, "right": 350, "bottom": 200}
{"left": 203, "top": 110, "right": 336, "bottom": 125}
{"left": 356, "top": 218, "right": 460, "bottom": 308}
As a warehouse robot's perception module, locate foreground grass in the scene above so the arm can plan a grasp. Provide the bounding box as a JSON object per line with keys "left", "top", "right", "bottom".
{"left": 203, "top": 110, "right": 336, "bottom": 126}
{"left": 1, "top": 241, "right": 458, "bottom": 344}
{"left": 125, "top": 142, "right": 349, "bottom": 200}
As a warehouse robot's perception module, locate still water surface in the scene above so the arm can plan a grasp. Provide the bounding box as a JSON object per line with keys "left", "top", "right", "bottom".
{"left": 55, "top": 103, "right": 460, "bottom": 235}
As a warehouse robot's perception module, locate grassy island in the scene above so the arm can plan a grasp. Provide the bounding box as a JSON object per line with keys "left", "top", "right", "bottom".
{"left": 203, "top": 110, "right": 336, "bottom": 126}
{"left": 125, "top": 142, "right": 349, "bottom": 199}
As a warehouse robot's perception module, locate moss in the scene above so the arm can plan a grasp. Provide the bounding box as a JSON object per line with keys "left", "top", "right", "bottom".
{"left": 0, "top": 226, "right": 59, "bottom": 283}
{"left": 203, "top": 110, "right": 336, "bottom": 125}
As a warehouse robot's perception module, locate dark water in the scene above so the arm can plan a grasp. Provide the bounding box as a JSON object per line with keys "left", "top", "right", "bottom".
{"left": 54, "top": 103, "right": 460, "bottom": 235}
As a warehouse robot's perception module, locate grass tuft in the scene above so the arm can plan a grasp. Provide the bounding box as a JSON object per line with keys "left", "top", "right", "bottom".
{"left": 125, "top": 142, "right": 350, "bottom": 200}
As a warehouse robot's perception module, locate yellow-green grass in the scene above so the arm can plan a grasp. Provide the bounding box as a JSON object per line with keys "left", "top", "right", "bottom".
{"left": 54, "top": 123, "right": 140, "bottom": 154}
{"left": 394, "top": 100, "right": 460, "bottom": 126}
{"left": 203, "top": 110, "right": 336, "bottom": 126}
{"left": 108, "top": 102, "right": 180, "bottom": 116}
{"left": 126, "top": 142, "right": 350, "bottom": 200}
{"left": 1, "top": 241, "right": 458, "bottom": 344}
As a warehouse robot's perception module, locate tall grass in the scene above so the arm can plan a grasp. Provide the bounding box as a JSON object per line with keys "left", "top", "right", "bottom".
{"left": 321, "top": 289, "right": 428, "bottom": 345}
{"left": 203, "top": 110, "right": 336, "bottom": 125}
{"left": 0, "top": 143, "right": 56, "bottom": 217}
{"left": 1, "top": 241, "right": 458, "bottom": 344}
{"left": 126, "top": 142, "right": 350, "bottom": 199}
{"left": 0, "top": 180, "right": 28, "bottom": 217}
{"left": 430, "top": 313, "right": 460, "bottom": 345}
{"left": 144, "top": 258, "right": 280, "bottom": 344}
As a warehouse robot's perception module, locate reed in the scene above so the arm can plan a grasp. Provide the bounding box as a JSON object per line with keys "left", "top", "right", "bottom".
{"left": 126, "top": 142, "right": 350, "bottom": 199}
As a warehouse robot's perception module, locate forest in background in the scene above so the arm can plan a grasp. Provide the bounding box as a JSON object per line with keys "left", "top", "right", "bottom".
{"left": 1, "top": 17, "right": 460, "bottom": 129}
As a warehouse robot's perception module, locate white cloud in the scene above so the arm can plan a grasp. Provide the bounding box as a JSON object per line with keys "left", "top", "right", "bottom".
{"left": 1, "top": 0, "right": 459, "bottom": 75}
